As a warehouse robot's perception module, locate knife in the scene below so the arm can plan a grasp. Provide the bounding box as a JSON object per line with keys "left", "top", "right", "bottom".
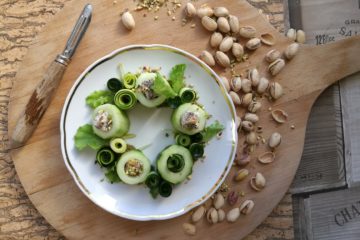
{"left": 11, "top": 4, "right": 92, "bottom": 149}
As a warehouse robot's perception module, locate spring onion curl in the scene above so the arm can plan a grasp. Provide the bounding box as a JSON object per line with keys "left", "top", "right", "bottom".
{"left": 114, "top": 89, "right": 137, "bottom": 110}
{"left": 110, "top": 138, "right": 127, "bottom": 153}
{"left": 167, "top": 154, "right": 185, "bottom": 173}
{"left": 107, "top": 78, "right": 123, "bottom": 92}
{"left": 122, "top": 73, "right": 137, "bottom": 89}
{"left": 179, "top": 87, "right": 197, "bottom": 103}
{"left": 166, "top": 96, "right": 182, "bottom": 109}
{"left": 191, "top": 132, "right": 204, "bottom": 143}
{"left": 159, "top": 181, "right": 172, "bottom": 197}
{"left": 175, "top": 134, "right": 191, "bottom": 147}
{"left": 189, "top": 143, "right": 205, "bottom": 160}
{"left": 96, "top": 148, "right": 115, "bottom": 167}
{"left": 145, "top": 171, "right": 161, "bottom": 189}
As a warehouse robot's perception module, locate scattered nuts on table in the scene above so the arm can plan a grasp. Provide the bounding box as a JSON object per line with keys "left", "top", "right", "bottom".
{"left": 284, "top": 42, "right": 299, "bottom": 60}
{"left": 232, "top": 42, "right": 244, "bottom": 60}
{"left": 236, "top": 153, "right": 251, "bottom": 166}
{"left": 218, "top": 209, "right": 226, "bottom": 222}
{"left": 230, "top": 76, "right": 242, "bottom": 92}
{"left": 235, "top": 115, "right": 242, "bottom": 130}
{"left": 192, "top": 206, "right": 205, "bottom": 223}
{"left": 219, "top": 36, "right": 234, "bottom": 52}
{"left": 271, "top": 109, "right": 288, "bottom": 123}
{"left": 183, "top": 223, "right": 196, "bottom": 236}
{"left": 260, "top": 32, "right": 276, "bottom": 46}
{"left": 215, "top": 51, "right": 231, "bottom": 67}
{"left": 240, "top": 200, "right": 255, "bottom": 215}
{"left": 250, "top": 172, "right": 266, "bottom": 191}
{"left": 227, "top": 191, "right": 239, "bottom": 205}
{"left": 207, "top": 207, "right": 219, "bottom": 224}
{"left": 239, "top": 26, "right": 257, "bottom": 38}
{"left": 269, "top": 82, "right": 283, "bottom": 100}
{"left": 257, "top": 77, "right": 269, "bottom": 94}
{"left": 296, "top": 29, "right": 306, "bottom": 43}
{"left": 217, "top": 17, "right": 230, "bottom": 33}
{"left": 200, "top": 50, "right": 215, "bottom": 67}
{"left": 241, "top": 78, "right": 252, "bottom": 93}
{"left": 257, "top": 151, "right": 275, "bottom": 164}
{"left": 210, "top": 32, "right": 223, "bottom": 48}
{"left": 214, "top": 6, "right": 229, "bottom": 17}
{"left": 227, "top": 207, "right": 240, "bottom": 222}
{"left": 201, "top": 16, "right": 218, "bottom": 31}
{"left": 214, "top": 193, "right": 225, "bottom": 209}
{"left": 248, "top": 68, "right": 260, "bottom": 87}
{"left": 265, "top": 49, "right": 281, "bottom": 63}
{"left": 184, "top": 2, "right": 197, "bottom": 18}
{"left": 220, "top": 75, "right": 231, "bottom": 92}
{"left": 229, "top": 91, "right": 241, "bottom": 105}
{"left": 121, "top": 11, "right": 135, "bottom": 30}
{"left": 229, "top": 15, "right": 240, "bottom": 33}
{"left": 248, "top": 101, "right": 262, "bottom": 113}
{"left": 241, "top": 121, "right": 254, "bottom": 132}
{"left": 246, "top": 132, "right": 257, "bottom": 145}
{"left": 268, "top": 132, "right": 281, "bottom": 149}
{"left": 268, "top": 58, "right": 285, "bottom": 76}
{"left": 244, "top": 113, "right": 259, "bottom": 123}
{"left": 286, "top": 28, "right": 297, "bottom": 40}
{"left": 245, "top": 37, "right": 261, "bottom": 50}
{"left": 241, "top": 93, "right": 253, "bottom": 107}
{"left": 197, "top": 5, "right": 214, "bottom": 18}
{"left": 234, "top": 169, "right": 249, "bottom": 182}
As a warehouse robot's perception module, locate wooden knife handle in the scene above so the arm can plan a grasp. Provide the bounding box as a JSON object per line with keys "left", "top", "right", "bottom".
{"left": 11, "top": 59, "right": 67, "bottom": 148}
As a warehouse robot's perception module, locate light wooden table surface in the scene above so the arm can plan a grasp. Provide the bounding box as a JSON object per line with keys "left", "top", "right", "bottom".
{"left": 0, "top": 0, "right": 294, "bottom": 239}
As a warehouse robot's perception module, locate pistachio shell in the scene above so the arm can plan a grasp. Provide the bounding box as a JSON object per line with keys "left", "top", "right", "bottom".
{"left": 240, "top": 200, "right": 254, "bottom": 215}
{"left": 251, "top": 172, "right": 266, "bottom": 191}
{"left": 219, "top": 36, "right": 233, "bottom": 52}
{"left": 241, "top": 78, "right": 252, "bottom": 93}
{"left": 286, "top": 28, "right": 296, "bottom": 40}
{"left": 260, "top": 33, "right": 276, "bottom": 46}
{"left": 248, "top": 68, "right": 260, "bottom": 87}
{"left": 284, "top": 42, "right": 299, "bottom": 60}
{"left": 206, "top": 207, "right": 219, "bottom": 224}
{"left": 248, "top": 101, "right": 261, "bottom": 113}
{"left": 257, "top": 77, "right": 269, "bottom": 94}
{"left": 232, "top": 43, "right": 244, "bottom": 60}
{"left": 245, "top": 38, "right": 261, "bottom": 50}
{"left": 200, "top": 50, "right": 215, "bottom": 67}
{"left": 236, "top": 153, "right": 250, "bottom": 166}
{"left": 271, "top": 109, "right": 288, "bottom": 123}
{"left": 239, "top": 26, "right": 257, "bottom": 38}
{"left": 241, "top": 93, "right": 253, "bottom": 107}
{"left": 246, "top": 132, "right": 257, "bottom": 145}
{"left": 210, "top": 32, "right": 223, "bottom": 48}
{"left": 269, "top": 82, "right": 283, "bottom": 100}
{"left": 268, "top": 58, "right": 285, "bottom": 76}
{"left": 192, "top": 206, "right": 205, "bottom": 223}
{"left": 185, "top": 2, "right": 197, "bottom": 17}
{"left": 183, "top": 223, "right": 196, "bottom": 236}
{"left": 241, "top": 120, "right": 254, "bottom": 132}
{"left": 226, "top": 208, "right": 240, "bottom": 222}
{"left": 268, "top": 132, "right": 281, "bottom": 148}
{"left": 214, "top": 6, "right": 229, "bottom": 17}
{"left": 229, "top": 91, "right": 241, "bottom": 105}
{"left": 229, "top": 15, "right": 240, "bottom": 33}
{"left": 265, "top": 49, "right": 281, "bottom": 63}
{"left": 215, "top": 51, "right": 230, "bottom": 67}
{"left": 201, "top": 16, "right": 217, "bottom": 31}
{"left": 197, "top": 6, "right": 214, "bottom": 18}
{"left": 235, "top": 115, "right": 242, "bottom": 130}
{"left": 296, "top": 30, "right": 306, "bottom": 43}
{"left": 217, "top": 209, "right": 225, "bottom": 222}
{"left": 244, "top": 113, "right": 259, "bottom": 123}
{"left": 257, "top": 152, "right": 275, "bottom": 164}
{"left": 234, "top": 169, "right": 249, "bottom": 182}
{"left": 217, "top": 17, "right": 230, "bottom": 33}
{"left": 121, "top": 11, "right": 135, "bottom": 30}
{"left": 230, "top": 76, "right": 242, "bottom": 92}
{"left": 213, "top": 193, "right": 225, "bottom": 209}
{"left": 220, "top": 75, "right": 230, "bottom": 92}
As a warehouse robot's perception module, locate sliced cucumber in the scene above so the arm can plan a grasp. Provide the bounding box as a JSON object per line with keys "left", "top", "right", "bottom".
{"left": 171, "top": 103, "right": 207, "bottom": 135}
{"left": 135, "top": 72, "right": 166, "bottom": 108}
{"left": 92, "top": 104, "right": 129, "bottom": 139}
{"left": 157, "top": 145, "right": 193, "bottom": 184}
{"left": 116, "top": 150, "right": 151, "bottom": 185}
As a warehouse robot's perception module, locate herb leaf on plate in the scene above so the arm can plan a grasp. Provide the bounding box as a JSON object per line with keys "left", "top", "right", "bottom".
{"left": 169, "top": 64, "right": 186, "bottom": 93}
{"left": 201, "top": 120, "right": 225, "bottom": 142}
{"left": 74, "top": 124, "right": 108, "bottom": 150}
{"left": 152, "top": 72, "right": 177, "bottom": 98}
{"left": 105, "top": 167, "right": 121, "bottom": 183}
{"left": 86, "top": 90, "right": 114, "bottom": 108}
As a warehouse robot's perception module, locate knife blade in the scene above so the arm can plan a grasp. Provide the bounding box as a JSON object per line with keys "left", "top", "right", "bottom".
{"left": 11, "top": 4, "right": 92, "bottom": 149}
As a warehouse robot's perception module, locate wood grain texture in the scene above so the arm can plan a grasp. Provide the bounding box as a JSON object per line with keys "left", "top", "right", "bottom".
{"left": 11, "top": 60, "right": 67, "bottom": 147}
{"left": 0, "top": 0, "right": 328, "bottom": 239}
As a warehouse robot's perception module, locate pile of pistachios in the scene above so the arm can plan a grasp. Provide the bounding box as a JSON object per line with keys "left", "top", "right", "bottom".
{"left": 179, "top": 3, "right": 306, "bottom": 236}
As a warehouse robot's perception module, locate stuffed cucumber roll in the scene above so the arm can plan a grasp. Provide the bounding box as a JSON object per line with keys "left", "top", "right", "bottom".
{"left": 135, "top": 72, "right": 166, "bottom": 108}
{"left": 171, "top": 103, "right": 207, "bottom": 135}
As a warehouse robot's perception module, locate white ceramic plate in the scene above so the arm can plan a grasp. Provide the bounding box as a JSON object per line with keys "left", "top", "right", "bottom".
{"left": 60, "top": 44, "right": 237, "bottom": 221}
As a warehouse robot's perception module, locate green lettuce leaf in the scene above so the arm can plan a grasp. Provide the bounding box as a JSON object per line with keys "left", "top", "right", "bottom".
{"left": 152, "top": 72, "right": 177, "bottom": 98}
{"left": 74, "top": 124, "right": 108, "bottom": 150}
{"left": 202, "top": 121, "right": 225, "bottom": 142}
{"left": 105, "top": 167, "right": 121, "bottom": 183}
{"left": 85, "top": 90, "right": 114, "bottom": 108}
{"left": 169, "top": 64, "right": 186, "bottom": 93}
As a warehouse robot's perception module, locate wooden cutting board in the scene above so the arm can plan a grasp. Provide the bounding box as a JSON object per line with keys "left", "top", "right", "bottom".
{"left": 8, "top": 0, "right": 360, "bottom": 239}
